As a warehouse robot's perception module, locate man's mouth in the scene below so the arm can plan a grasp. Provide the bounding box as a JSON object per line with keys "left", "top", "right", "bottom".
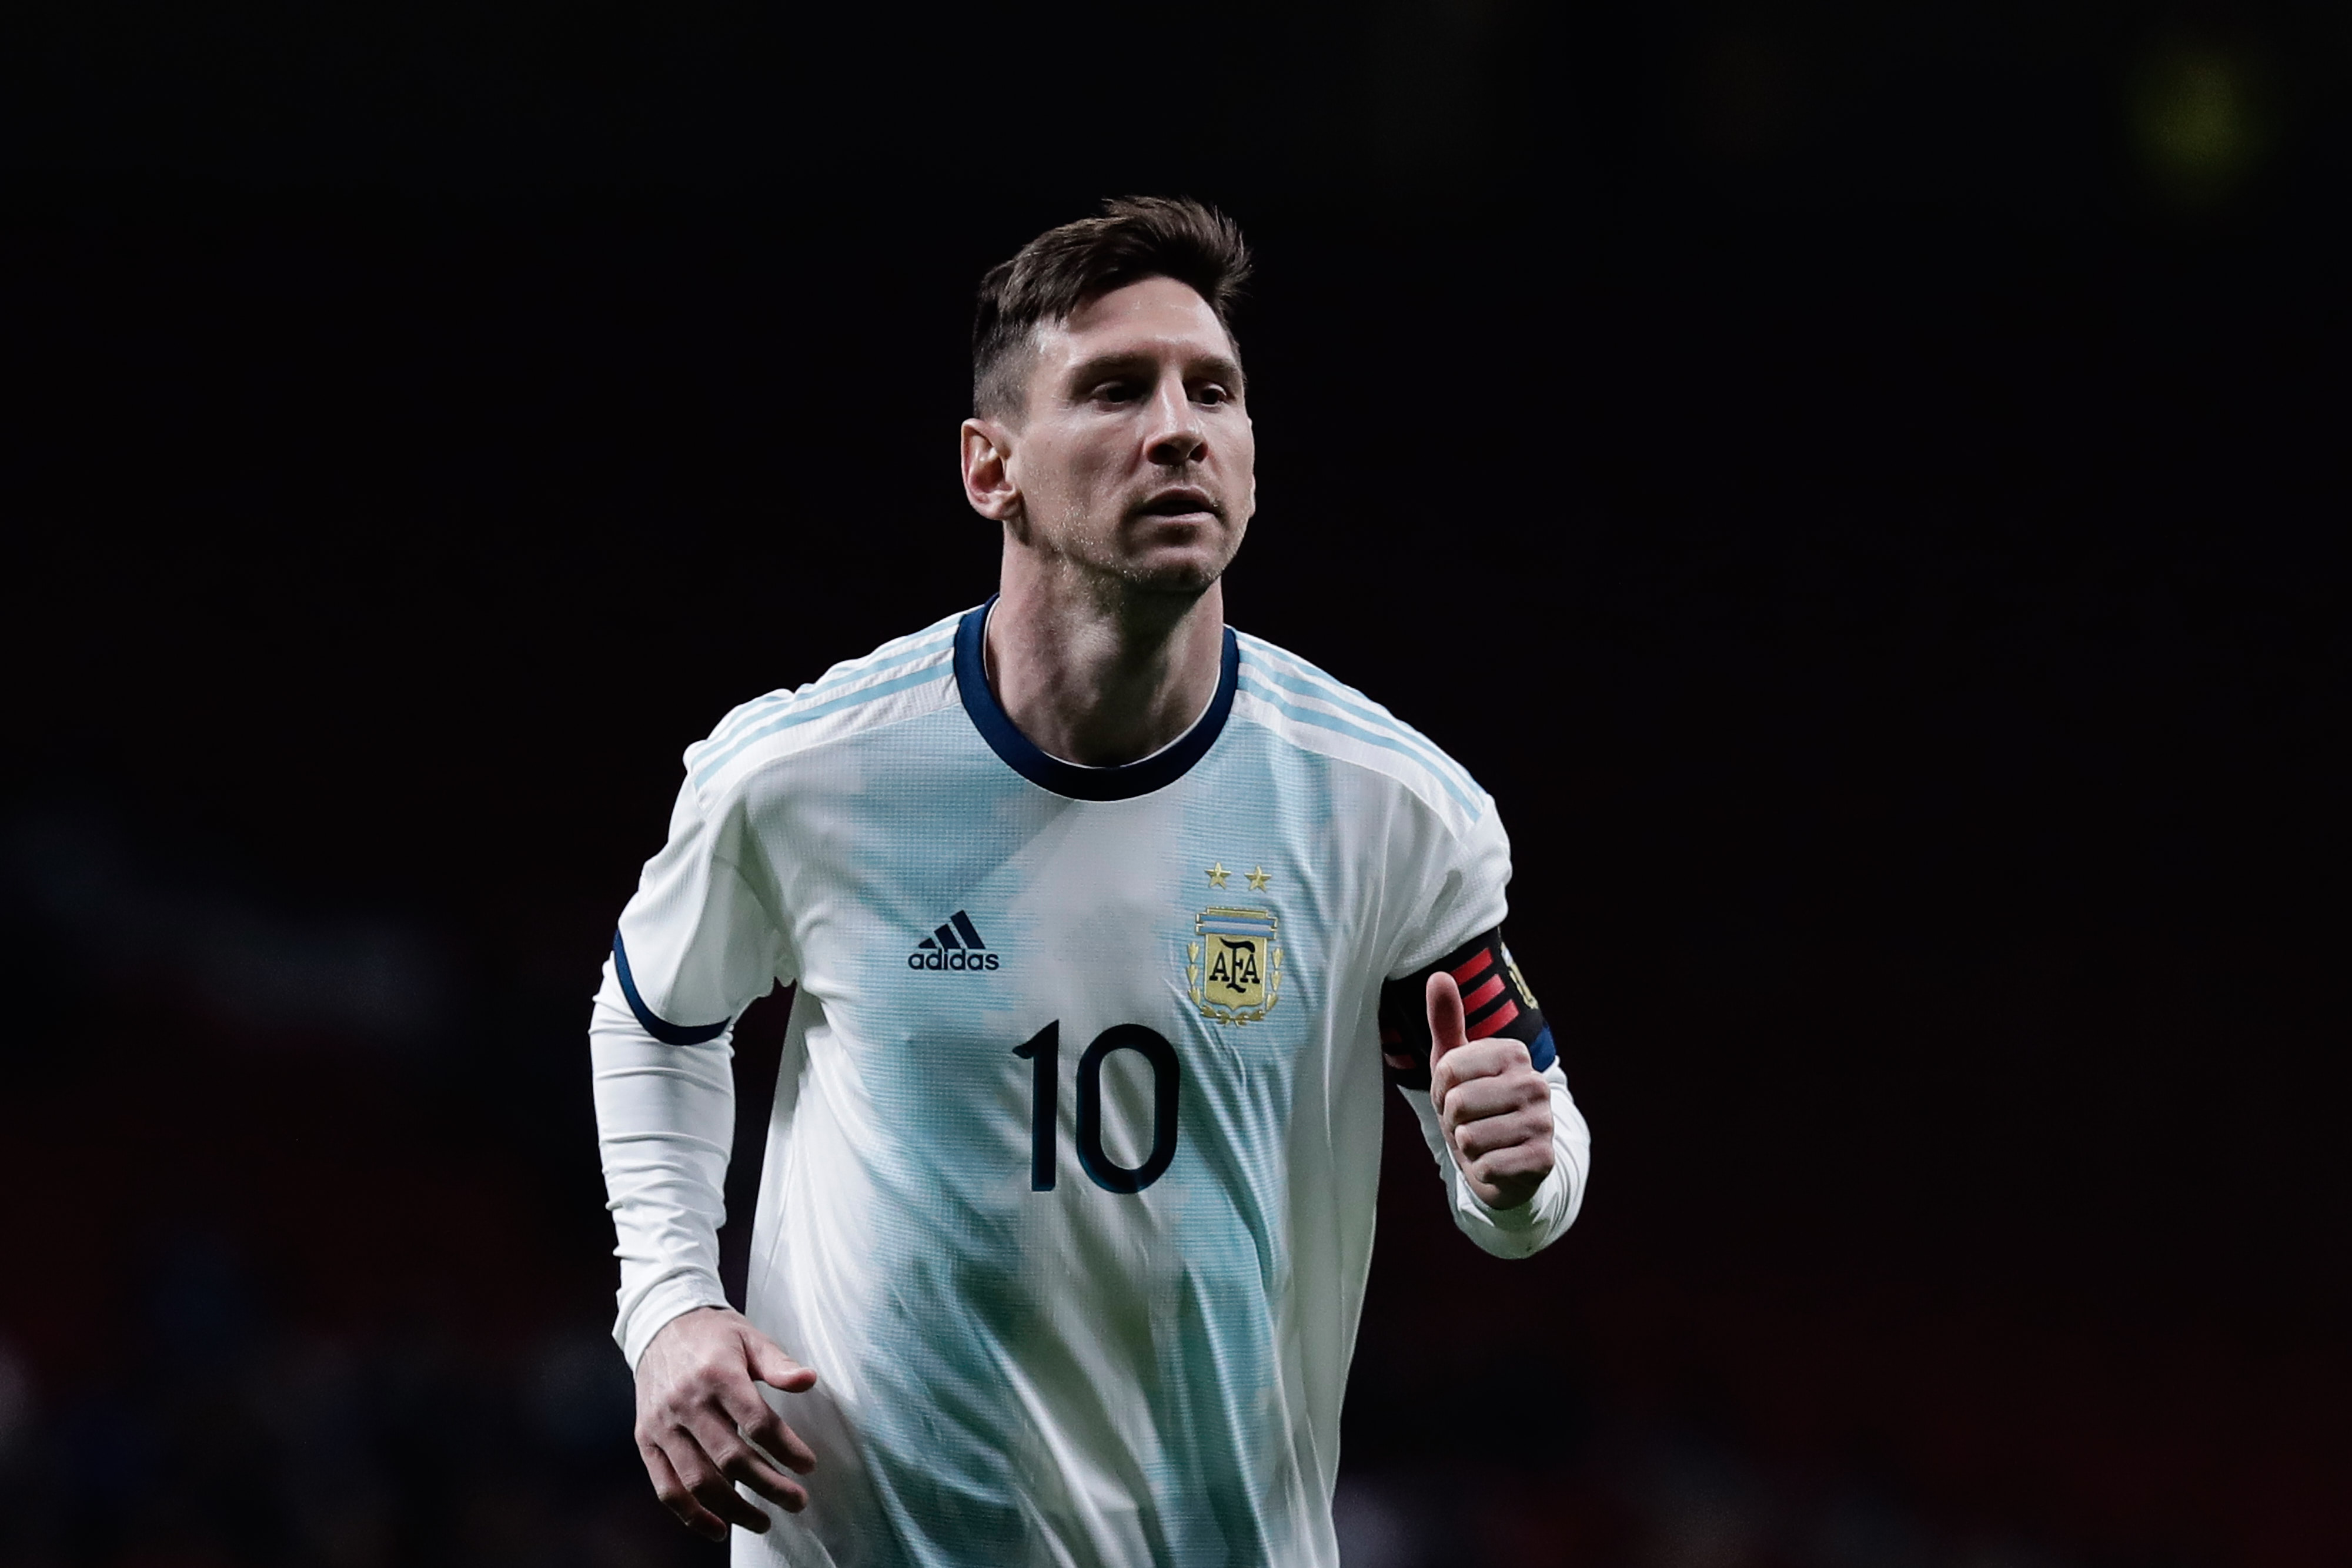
{"left": 1135, "top": 488, "right": 1221, "bottom": 520}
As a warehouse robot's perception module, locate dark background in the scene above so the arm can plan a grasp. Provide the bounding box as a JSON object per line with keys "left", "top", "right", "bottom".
{"left": 3, "top": 4, "right": 2344, "bottom": 1565}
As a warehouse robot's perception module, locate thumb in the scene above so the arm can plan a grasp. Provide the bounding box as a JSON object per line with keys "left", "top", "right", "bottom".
{"left": 743, "top": 1327, "right": 818, "bottom": 1394}
{"left": 1425, "top": 970, "right": 1468, "bottom": 1070}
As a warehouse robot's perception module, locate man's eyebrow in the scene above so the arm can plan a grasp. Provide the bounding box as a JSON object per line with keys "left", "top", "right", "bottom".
{"left": 1061, "top": 349, "right": 1247, "bottom": 393}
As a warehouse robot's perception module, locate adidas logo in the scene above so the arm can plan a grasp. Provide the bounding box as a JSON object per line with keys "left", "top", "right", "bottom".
{"left": 907, "top": 910, "right": 1001, "bottom": 972}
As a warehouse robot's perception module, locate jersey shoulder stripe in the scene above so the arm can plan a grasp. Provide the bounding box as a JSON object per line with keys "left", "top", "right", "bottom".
{"left": 1234, "top": 634, "right": 1481, "bottom": 799}
{"left": 1231, "top": 632, "right": 1485, "bottom": 828}
{"left": 698, "top": 609, "right": 963, "bottom": 758}
{"left": 685, "top": 613, "right": 964, "bottom": 794}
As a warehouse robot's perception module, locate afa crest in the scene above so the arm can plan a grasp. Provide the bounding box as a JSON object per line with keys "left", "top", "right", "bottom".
{"left": 1187, "top": 906, "right": 1282, "bottom": 1025}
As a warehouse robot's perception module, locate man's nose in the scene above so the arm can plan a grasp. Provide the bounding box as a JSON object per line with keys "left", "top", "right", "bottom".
{"left": 1142, "top": 376, "right": 1207, "bottom": 466}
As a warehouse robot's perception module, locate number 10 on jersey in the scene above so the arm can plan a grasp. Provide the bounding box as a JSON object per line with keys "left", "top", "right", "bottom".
{"left": 1013, "top": 1022, "right": 1181, "bottom": 1194}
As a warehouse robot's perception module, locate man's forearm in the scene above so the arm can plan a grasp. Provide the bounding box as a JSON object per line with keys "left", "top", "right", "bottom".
{"left": 590, "top": 962, "right": 737, "bottom": 1365}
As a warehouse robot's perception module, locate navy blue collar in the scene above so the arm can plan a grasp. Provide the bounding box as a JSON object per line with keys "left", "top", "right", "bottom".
{"left": 954, "top": 598, "right": 1239, "bottom": 801}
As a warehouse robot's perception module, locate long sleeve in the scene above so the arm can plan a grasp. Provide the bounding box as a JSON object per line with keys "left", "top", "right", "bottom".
{"left": 590, "top": 961, "right": 738, "bottom": 1366}
{"left": 591, "top": 776, "right": 790, "bottom": 1368}
{"left": 1377, "top": 897, "right": 1592, "bottom": 1260}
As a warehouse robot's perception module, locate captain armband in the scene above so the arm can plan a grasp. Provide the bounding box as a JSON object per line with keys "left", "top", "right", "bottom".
{"left": 1377, "top": 927, "right": 1556, "bottom": 1091}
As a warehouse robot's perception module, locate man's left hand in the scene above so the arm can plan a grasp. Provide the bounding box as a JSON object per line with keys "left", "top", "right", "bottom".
{"left": 1425, "top": 971, "right": 1555, "bottom": 1210}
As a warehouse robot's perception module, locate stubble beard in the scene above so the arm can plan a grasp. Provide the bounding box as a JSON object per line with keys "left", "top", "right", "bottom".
{"left": 1039, "top": 498, "right": 1240, "bottom": 620}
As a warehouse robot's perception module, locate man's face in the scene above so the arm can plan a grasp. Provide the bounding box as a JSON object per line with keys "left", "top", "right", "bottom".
{"left": 994, "top": 276, "right": 1255, "bottom": 596}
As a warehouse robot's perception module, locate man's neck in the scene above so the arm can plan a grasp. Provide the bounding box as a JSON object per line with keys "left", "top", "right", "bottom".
{"left": 984, "top": 559, "right": 1226, "bottom": 769}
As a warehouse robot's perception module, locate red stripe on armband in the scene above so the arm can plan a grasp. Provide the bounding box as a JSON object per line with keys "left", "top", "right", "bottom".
{"left": 1466, "top": 999, "right": 1520, "bottom": 1039}
{"left": 1451, "top": 950, "right": 1495, "bottom": 986}
{"left": 1461, "top": 972, "right": 1506, "bottom": 1011}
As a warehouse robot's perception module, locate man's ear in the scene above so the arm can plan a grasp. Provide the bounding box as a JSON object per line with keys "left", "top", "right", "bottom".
{"left": 961, "top": 418, "right": 1023, "bottom": 529}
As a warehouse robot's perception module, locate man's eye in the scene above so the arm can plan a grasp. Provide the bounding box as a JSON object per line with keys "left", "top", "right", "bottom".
{"left": 1094, "top": 382, "right": 1140, "bottom": 403}
{"left": 1195, "top": 385, "right": 1229, "bottom": 406}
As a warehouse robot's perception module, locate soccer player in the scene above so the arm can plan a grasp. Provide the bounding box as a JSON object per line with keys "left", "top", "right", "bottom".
{"left": 591, "top": 196, "right": 1591, "bottom": 1566}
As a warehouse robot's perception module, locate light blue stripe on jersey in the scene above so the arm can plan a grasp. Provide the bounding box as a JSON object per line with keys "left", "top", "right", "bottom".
{"left": 1235, "top": 639, "right": 1480, "bottom": 801}
{"left": 1235, "top": 670, "right": 1481, "bottom": 814}
{"left": 688, "top": 659, "right": 954, "bottom": 786}
{"left": 1199, "top": 918, "right": 1277, "bottom": 936}
{"left": 700, "top": 621, "right": 960, "bottom": 757}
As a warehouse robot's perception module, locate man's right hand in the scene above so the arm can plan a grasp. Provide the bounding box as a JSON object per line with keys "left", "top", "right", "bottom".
{"left": 633, "top": 1305, "right": 820, "bottom": 1540}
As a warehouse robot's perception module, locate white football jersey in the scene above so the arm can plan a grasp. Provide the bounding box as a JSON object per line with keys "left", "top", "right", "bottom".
{"left": 591, "top": 602, "right": 1591, "bottom": 1567}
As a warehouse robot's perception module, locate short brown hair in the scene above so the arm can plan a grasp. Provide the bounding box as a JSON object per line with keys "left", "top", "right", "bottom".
{"left": 971, "top": 196, "right": 1252, "bottom": 421}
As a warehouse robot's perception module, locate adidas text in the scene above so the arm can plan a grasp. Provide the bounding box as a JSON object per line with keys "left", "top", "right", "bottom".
{"left": 907, "top": 949, "right": 1001, "bottom": 972}
{"left": 909, "top": 910, "right": 1000, "bottom": 972}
